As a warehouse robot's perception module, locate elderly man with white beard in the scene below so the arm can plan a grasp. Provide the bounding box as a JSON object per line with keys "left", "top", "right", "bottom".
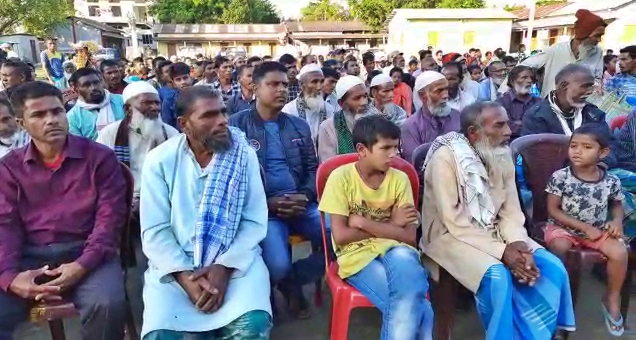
{"left": 478, "top": 61, "right": 507, "bottom": 102}
{"left": 368, "top": 73, "right": 407, "bottom": 127}
{"left": 283, "top": 63, "right": 335, "bottom": 144}
{"left": 496, "top": 65, "right": 542, "bottom": 140}
{"left": 499, "top": 9, "right": 606, "bottom": 98}
{"left": 401, "top": 71, "right": 460, "bottom": 162}
{"left": 421, "top": 101, "right": 576, "bottom": 340}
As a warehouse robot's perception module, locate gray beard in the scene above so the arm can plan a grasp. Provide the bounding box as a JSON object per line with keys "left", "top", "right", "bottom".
{"left": 428, "top": 102, "right": 452, "bottom": 117}
{"left": 201, "top": 129, "right": 233, "bottom": 153}
{"left": 474, "top": 138, "right": 511, "bottom": 180}
{"left": 578, "top": 42, "right": 596, "bottom": 59}
{"left": 304, "top": 94, "right": 324, "bottom": 112}
{"left": 130, "top": 109, "right": 163, "bottom": 140}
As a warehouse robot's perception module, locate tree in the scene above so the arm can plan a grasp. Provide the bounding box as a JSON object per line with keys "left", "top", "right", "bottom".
{"left": 436, "top": 0, "right": 484, "bottom": 8}
{"left": 0, "top": 0, "right": 73, "bottom": 36}
{"left": 348, "top": 0, "right": 437, "bottom": 32}
{"left": 300, "top": 0, "right": 350, "bottom": 21}
{"left": 221, "top": 0, "right": 280, "bottom": 24}
{"left": 149, "top": 0, "right": 227, "bottom": 24}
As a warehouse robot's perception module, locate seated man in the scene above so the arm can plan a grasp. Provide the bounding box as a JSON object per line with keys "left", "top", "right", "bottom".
{"left": 140, "top": 86, "right": 271, "bottom": 339}
{"left": 368, "top": 73, "right": 407, "bottom": 127}
{"left": 319, "top": 115, "right": 433, "bottom": 340}
{"left": 0, "top": 81, "right": 128, "bottom": 339}
{"left": 401, "top": 71, "right": 460, "bottom": 162}
{"left": 421, "top": 101, "right": 575, "bottom": 339}
{"left": 0, "top": 98, "right": 30, "bottom": 159}
{"left": 496, "top": 65, "right": 541, "bottom": 140}
{"left": 229, "top": 62, "right": 325, "bottom": 318}
{"left": 67, "top": 67, "right": 125, "bottom": 140}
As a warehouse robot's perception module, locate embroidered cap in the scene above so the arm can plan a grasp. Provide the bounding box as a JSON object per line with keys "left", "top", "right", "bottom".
{"left": 297, "top": 63, "right": 323, "bottom": 80}
{"left": 335, "top": 75, "right": 365, "bottom": 100}
{"left": 414, "top": 71, "right": 446, "bottom": 93}
{"left": 122, "top": 81, "right": 159, "bottom": 103}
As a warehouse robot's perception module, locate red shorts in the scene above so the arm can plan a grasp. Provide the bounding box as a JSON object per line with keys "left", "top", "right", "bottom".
{"left": 543, "top": 224, "right": 610, "bottom": 250}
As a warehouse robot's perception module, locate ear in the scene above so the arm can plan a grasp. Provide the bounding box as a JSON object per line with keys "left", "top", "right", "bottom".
{"left": 600, "top": 146, "right": 610, "bottom": 159}
{"left": 355, "top": 142, "right": 367, "bottom": 155}
{"left": 177, "top": 116, "right": 188, "bottom": 133}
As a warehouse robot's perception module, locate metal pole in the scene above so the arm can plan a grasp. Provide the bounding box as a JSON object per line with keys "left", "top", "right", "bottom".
{"left": 524, "top": 0, "right": 536, "bottom": 50}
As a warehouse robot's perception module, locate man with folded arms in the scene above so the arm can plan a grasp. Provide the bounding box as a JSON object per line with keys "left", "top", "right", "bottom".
{"left": 0, "top": 81, "right": 128, "bottom": 339}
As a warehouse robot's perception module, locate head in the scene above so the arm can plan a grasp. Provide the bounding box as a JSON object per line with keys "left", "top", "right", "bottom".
{"left": 460, "top": 102, "right": 512, "bottom": 175}
{"left": 435, "top": 50, "right": 443, "bottom": 60}
{"left": 237, "top": 64, "right": 254, "bottom": 90}
{"left": 389, "top": 67, "right": 403, "bottom": 85}
{"left": 362, "top": 52, "right": 375, "bottom": 73}
{"left": 168, "top": 62, "right": 193, "bottom": 90}
{"left": 118, "top": 59, "right": 129, "bottom": 75}
{"left": 192, "top": 61, "right": 204, "bottom": 80}
{"left": 176, "top": 87, "right": 231, "bottom": 153}
{"left": 501, "top": 56, "right": 517, "bottom": 72}
{"left": 393, "top": 54, "right": 405, "bottom": 69}
{"left": 441, "top": 62, "right": 464, "bottom": 98}
{"left": 45, "top": 38, "right": 57, "bottom": 52}
{"left": 215, "top": 57, "right": 232, "bottom": 81}
{"left": 99, "top": 59, "right": 122, "bottom": 88}
{"left": 408, "top": 59, "right": 418, "bottom": 73}
{"left": 419, "top": 56, "right": 436, "bottom": 73}
{"left": 233, "top": 56, "right": 246, "bottom": 68}
{"left": 69, "top": 68, "right": 104, "bottom": 104}
{"left": 155, "top": 60, "right": 173, "bottom": 84}
{"left": 468, "top": 64, "right": 482, "bottom": 82}
{"left": 299, "top": 67, "right": 325, "bottom": 104}
{"left": 63, "top": 61, "right": 77, "bottom": 76}
{"left": 1, "top": 60, "right": 33, "bottom": 90}
{"left": 123, "top": 82, "right": 162, "bottom": 137}
{"left": 0, "top": 99, "right": 18, "bottom": 139}
{"left": 321, "top": 67, "right": 340, "bottom": 95}
{"left": 336, "top": 76, "right": 368, "bottom": 115}
{"left": 485, "top": 51, "right": 492, "bottom": 59}
{"left": 416, "top": 72, "right": 451, "bottom": 117}
{"left": 247, "top": 56, "right": 262, "bottom": 67}
{"left": 420, "top": 50, "right": 433, "bottom": 60}
{"left": 573, "top": 9, "right": 607, "bottom": 46}
{"left": 279, "top": 54, "right": 298, "bottom": 82}
{"left": 567, "top": 124, "right": 611, "bottom": 168}
{"left": 555, "top": 63, "right": 595, "bottom": 109}
{"left": 519, "top": 44, "right": 526, "bottom": 53}
{"left": 253, "top": 62, "right": 289, "bottom": 111}
{"left": 353, "top": 115, "right": 401, "bottom": 172}
{"left": 507, "top": 65, "right": 535, "bottom": 95}
{"left": 618, "top": 45, "right": 636, "bottom": 74}
{"left": 300, "top": 54, "right": 316, "bottom": 67}
{"left": 10, "top": 81, "right": 68, "bottom": 145}
{"left": 262, "top": 55, "right": 273, "bottom": 62}
{"left": 487, "top": 61, "right": 507, "bottom": 86}
{"left": 318, "top": 55, "right": 325, "bottom": 63}
{"left": 344, "top": 59, "right": 360, "bottom": 76}
{"left": 370, "top": 75, "right": 395, "bottom": 106}
{"left": 604, "top": 54, "right": 618, "bottom": 74}
{"left": 132, "top": 57, "right": 145, "bottom": 73}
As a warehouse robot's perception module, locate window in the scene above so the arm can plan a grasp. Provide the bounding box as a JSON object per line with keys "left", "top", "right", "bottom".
{"left": 111, "top": 6, "right": 122, "bottom": 17}
{"left": 141, "top": 34, "right": 153, "bottom": 45}
{"left": 463, "top": 31, "right": 475, "bottom": 46}
{"left": 428, "top": 32, "right": 439, "bottom": 47}
{"left": 88, "top": 6, "right": 99, "bottom": 16}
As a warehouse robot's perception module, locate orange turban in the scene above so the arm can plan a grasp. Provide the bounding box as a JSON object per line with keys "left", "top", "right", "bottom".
{"left": 573, "top": 9, "right": 607, "bottom": 40}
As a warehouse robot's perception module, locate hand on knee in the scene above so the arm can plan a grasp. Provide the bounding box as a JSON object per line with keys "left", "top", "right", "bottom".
{"left": 602, "top": 238, "right": 629, "bottom": 263}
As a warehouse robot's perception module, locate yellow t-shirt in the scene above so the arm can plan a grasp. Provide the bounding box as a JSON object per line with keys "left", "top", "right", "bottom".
{"left": 318, "top": 163, "right": 415, "bottom": 278}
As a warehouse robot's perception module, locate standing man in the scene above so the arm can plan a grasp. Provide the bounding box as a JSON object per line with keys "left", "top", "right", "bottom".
{"left": 322, "top": 67, "right": 341, "bottom": 110}
{"left": 100, "top": 59, "right": 128, "bottom": 95}
{"left": 280, "top": 54, "right": 300, "bottom": 103}
{"left": 211, "top": 57, "right": 240, "bottom": 103}
{"left": 40, "top": 38, "right": 65, "bottom": 89}
{"left": 344, "top": 59, "right": 361, "bottom": 78}
{"left": 227, "top": 65, "right": 256, "bottom": 115}
{"left": 0, "top": 43, "right": 18, "bottom": 59}
{"left": 606, "top": 45, "right": 636, "bottom": 99}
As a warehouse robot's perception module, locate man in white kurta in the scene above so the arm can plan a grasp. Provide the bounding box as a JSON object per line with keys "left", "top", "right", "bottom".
{"left": 139, "top": 86, "right": 271, "bottom": 339}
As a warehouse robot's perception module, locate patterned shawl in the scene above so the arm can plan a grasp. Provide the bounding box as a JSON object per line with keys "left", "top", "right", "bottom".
{"left": 296, "top": 95, "right": 327, "bottom": 122}
{"left": 194, "top": 127, "right": 250, "bottom": 267}
{"left": 333, "top": 110, "right": 356, "bottom": 155}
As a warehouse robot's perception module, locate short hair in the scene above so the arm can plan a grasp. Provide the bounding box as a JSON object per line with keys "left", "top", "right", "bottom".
{"left": 279, "top": 54, "right": 296, "bottom": 65}
{"left": 0, "top": 98, "right": 14, "bottom": 117}
{"left": 362, "top": 52, "right": 375, "bottom": 64}
{"left": 300, "top": 54, "right": 313, "bottom": 66}
{"left": 322, "top": 67, "right": 340, "bottom": 80}
{"left": 352, "top": 114, "right": 401, "bottom": 149}
{"left": 193, "top": 61, "right": 204, "bottom": 68}
{"left": 555, "top": 63, "right": 593, "bottom": 86}
{"left": 214, "top": 56, "right": 230, "bottom": 69}
{"left": 69, "top": 67, "right": 100, "bottom": 86}
{"left": 132, "top": 57, "right": 144, "bottom": 64}
{"left": 175, "top": 86, "right": 223, "bottom": 118}
{"left": 502, "top": 56, "right": 516, "bottom": 65}
{"left": 607, "top": 49, "right": 614, "bottom": 54}
{"left": 604, "top": 54, "right": 617, "bottom": 65}
{"left": 168, "top": 62, "right": 191, "bottom": 79}
{"left": 152, "top": 56, "right": 166, "bottom": 69}
{"left": 571, "top": 124, "right": 611, "bottom": 149}
{"left": 323, "top": 59, "right": 339, "bottom": 68}
{"left": 619, "top": 45, "right": 636, "bottom": 59}
{"left": 1, "top": 60, "right": 33, "bottom": 82}
{"left": 236, "top": 64, "right": 253, "bottom": 77}
{"left": 484, "top": 60, "right": 505, "bottom": 77}
{"left": 247, "top": 56, "right": 262, "bottom": 64}
{"left": 253, "top": 61, "right": 287, "bottom": 84}
{"left": 441, "top": 62, "right": 464, "bottom": 80}
{"left": 99, "top": 59, "right": 119, "bottom": 73}
{"left": 435, "top": 50, "right": 443, "bottom": 55}
{"left": 9, "top": 81, "right": 62, "bottom": 118}
{"left": 519, "top": 44, "right": 526, "bottom": 49}
{"left": 506, "top": 65, "right": 535, "bottom": 87}
{"left": 262, "top": 55, "right": 272, "bottom": 60}
{"left": 389, "top": 67, "right": 402, "bottom": 77}
{"left": 344, "top": 59, "right": 357, "bottom": 70}
{"left": 467, "top": 64, "right": 482, "bottom": 73}
{"left": 460, "top": 101, "right": 504, "bottom": 135}
{"left": 469, "top": 48, "right": 476, "bottom": 53}
{"left": 156, "top": 60, "right": 172, "bottom": 73}
{"left": 408, "top": 59, "right": 418, "bottom": 66}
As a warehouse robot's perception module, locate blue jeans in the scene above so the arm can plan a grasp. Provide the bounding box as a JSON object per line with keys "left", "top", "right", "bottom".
{"left": 347, "top": 246, "right": 433, "bottom": 340}
{"left": 262, "top": 202, "right": 328, "bottom": 287}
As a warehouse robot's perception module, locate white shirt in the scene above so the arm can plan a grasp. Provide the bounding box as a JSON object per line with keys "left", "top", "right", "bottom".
{"left": 96, "top": 120, "right": 179, "bottom": 194}
{"left": 447, "top": 90, "right": 476, "bottom": 112}
{"left": 282, "top": 97, "right": 336, "bottom": 143}
{"left": 0, "top": 129, "right": 30, "bottom": 159}
{"left": 6, "top": 51, "right": 18, "bottom": 59}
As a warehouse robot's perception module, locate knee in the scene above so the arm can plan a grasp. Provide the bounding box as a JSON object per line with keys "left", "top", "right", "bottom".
{"left": 83, "top": 289, "right": 127, "bottom": 315}
{"left": 547, "top": 238, "right": 574, "bottom": 258}
{"left": 225, "top": 310, "right": 272, "bottom": 339}
{"left": 483, "top": 264, "right": 514, "bottom": 292}
{"left": 263, "top": 254, "right": 292, "bottom": 283}
{"left": 604, "top": 240, "right": 629, "bottom": 262}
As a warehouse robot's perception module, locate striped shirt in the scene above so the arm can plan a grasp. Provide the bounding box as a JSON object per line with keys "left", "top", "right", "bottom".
{"left": 0, "top": 129, "right": 30, "bottom": 159}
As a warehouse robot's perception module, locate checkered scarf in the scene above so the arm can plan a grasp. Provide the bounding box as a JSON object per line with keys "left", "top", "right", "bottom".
{"left": 194, "top": 127, "right": 249, "bottom": 267}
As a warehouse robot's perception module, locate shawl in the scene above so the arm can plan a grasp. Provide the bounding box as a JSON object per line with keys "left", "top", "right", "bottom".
{"left": 74, "top": 91, "right": 115, "bottom": 131}
{"left": 334, "top": 110, "right": 356, "bottom": 155}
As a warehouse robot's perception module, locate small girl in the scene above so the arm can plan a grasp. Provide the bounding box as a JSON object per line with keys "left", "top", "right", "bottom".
{"left": 545, "top": 124, "right": 627, "bottom": 336}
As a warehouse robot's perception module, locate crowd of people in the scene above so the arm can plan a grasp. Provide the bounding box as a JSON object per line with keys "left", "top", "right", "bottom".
{"left": 2, "top": 6, "right": 636, "bottom": 340}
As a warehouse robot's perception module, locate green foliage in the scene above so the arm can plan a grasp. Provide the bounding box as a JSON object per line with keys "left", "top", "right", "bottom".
{"left": 437, "top": 0, "right": 485, "bottom": 8}
{"left": 149, "top": 0, "right": 280, "bottom": 24}
{"left": 300, "top": 0, "right": 350, "bottom": 21}
{"left": 535, "top": 0, "right": 566, "bottom": 5}
{"left": 0, "top": 0, "right": 73, "bottom": 36}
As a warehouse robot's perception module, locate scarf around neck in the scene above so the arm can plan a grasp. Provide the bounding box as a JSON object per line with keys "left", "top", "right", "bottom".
{"left": 75, "top": 91, "right": 115, "bottom": 132}
{"left": 548, "top": 91, "right": 582, "bottom": 136}
{"left": 334, "top": 110, "right": 356, "bottom": 155}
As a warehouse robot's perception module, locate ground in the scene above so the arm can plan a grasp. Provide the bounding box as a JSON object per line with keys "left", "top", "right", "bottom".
{"left": 14, "top": 268, "right": 636, "bottom": 340}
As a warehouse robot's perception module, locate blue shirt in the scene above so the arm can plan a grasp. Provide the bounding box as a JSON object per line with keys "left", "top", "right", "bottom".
{"left": 263, "top": 121, "right": 297, "bottom": 197}
{"left": 161, "top": 91, "right": 179, "bottom": 131}
{"left": 227, "top": 91, "right": 254, "bottom": 115}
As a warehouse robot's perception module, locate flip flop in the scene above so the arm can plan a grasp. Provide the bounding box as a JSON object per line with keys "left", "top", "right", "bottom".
{"left": 602, "top": 302, "right": 625, "bottom": 337}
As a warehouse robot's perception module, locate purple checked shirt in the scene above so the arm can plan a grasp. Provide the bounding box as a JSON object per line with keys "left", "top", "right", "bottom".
{"left": 0, "top": 135, "right": 127, "bottom": 291}
{"left": 401, "top": 105, "right": 461, "bottom": 161}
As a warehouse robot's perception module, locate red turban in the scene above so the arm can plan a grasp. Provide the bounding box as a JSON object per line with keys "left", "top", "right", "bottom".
{"left": 573, "top": 9, "right": 607, "bottom": 40}
{"left": 442, "top": 53, "right": 461, "bottom": 65}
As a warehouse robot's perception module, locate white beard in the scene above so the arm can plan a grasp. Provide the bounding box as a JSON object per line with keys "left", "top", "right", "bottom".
{"left": 428, "top": 102, "right": 452, "bottom": 117}
{"left": 514, "top": 84, "right": 532, "bottom": 95}
{"left": 130, "top": 109, "right": 164, "bottom": 139}
{"left": 578, "top": 42, "right": 596, "bottom": 59}
{"left": 475, "top": 139, "right": 512, "bottom": 180}
{"left": 304, "top": 94, "right": 324, "bottom": 112}
{"left": 491, "top": 76, "right": 504, "bottom": 86}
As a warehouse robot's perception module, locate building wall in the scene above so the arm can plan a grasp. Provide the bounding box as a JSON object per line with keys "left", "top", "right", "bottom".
{"left": 388, "top": 18, "right": 513, "bottom": 56}
{"left": 0, "top": 35, "right": 40, "bottom": 63}
{"left": 602, "top": 4, "right": 636, "bottom": 52}
{"left": 157, "top": 41, "right": 277, "bottom": 58}
{"left": 74, "top": 0, "right": 153, "bottom": 25}
{"left": 51, "top": 20, "right": 103, "bottom": 52}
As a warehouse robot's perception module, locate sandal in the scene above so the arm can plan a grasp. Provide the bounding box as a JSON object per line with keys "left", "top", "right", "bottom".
{"left": 602, "top": 302, "right": 625, "bottom": 337}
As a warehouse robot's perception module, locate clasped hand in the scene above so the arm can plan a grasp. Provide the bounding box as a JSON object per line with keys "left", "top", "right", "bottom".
{"left": 9, "top": 262, "right": 87, "bottom": 301}
{"left": 502, "top": 241, "right": 540, "bottom": 286}
{"left": 267, "top": 193, "right": 309, "bottom": 219}
{"left": 176, "top": 264, "right": 232, "bottom": 313}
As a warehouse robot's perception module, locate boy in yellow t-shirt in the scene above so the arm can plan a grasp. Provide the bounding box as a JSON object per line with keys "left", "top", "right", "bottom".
{"left": 319, "top": 115, "right": 433, "bottom": 340}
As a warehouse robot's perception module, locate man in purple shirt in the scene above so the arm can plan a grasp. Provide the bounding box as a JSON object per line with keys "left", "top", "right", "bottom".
{"left": 497, "top": 65, "right": 541, "bottom": 140}
{"left": 0, "top": 81, "right": 128, "bottom": 339}
{"left": 402, "top": 71, "right": 461, "bottom": 161}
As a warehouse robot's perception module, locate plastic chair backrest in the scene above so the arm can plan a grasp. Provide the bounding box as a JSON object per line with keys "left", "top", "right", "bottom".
{"left": 119, "top": 162, "right": 135, "bottom": 268}
{"left": 610, "top": 115, "right": 628, "bottom": 132}
{"left": 411, "top": 143, "right": 432, "bottom": 172}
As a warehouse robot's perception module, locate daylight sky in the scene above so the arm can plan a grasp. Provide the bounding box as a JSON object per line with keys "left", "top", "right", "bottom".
{"left": 269, "top": 0, "right": 348, "bottom": 19}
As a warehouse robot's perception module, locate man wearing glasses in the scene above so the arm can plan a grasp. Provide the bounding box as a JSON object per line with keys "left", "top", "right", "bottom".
{"left": 478, "top": 60, "right": 508, "bottom": 101}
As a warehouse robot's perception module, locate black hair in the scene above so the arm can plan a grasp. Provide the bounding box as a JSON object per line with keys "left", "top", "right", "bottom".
{"left": 604, "top": 54, "right": 617, "bottom": 65}
{"left": 468, "top": 64, "right": 482, "bottom": 73}
{"left": 469, "top": 48, "right": 476, "bottom": 53}
{"left": 502, "top": 56, "right": 516, "bottom": 65}
{"left": 460, "top": 101, "right": 504, "bottom": 135}
{"left": 506, "top": 65, "right": 535, "bottom": 87}
{"left": 152, "top": 56, "right": 166, "bottom": 70}
{"left": 168, "top": 62, "right": 191, "bottom": 79}
{"left": 619, "top": 45, "right": 636, "bottom": 59}
{"left": 484, "top": 60, "right": 504, "bottom": 78}
{"left": 247, "top": 56, "right": 262, "bottom": 64}
{"left": 1, "top": 60, "right": 34, "bottom": 82}
{"left": 214, "top": 56, "right": 230, "bottom": 69}
{"left": 279, "top": 53, "right": 296, "bottom": 65}
{"left": 0, "top": 98, "right": 14, "bottom": 117}
{"left": 99, "top": 59, "right": 119, "bottom": 73}
{"left": 362, "top": 52, "right": 375, "bottom": 64}
{"left": 193, "top": 61, "right": 204, "bottom": 68}
{"left": 441, "top": 62, "right": 464, "bottom": 81}
{"left": 571, "top": 124, "right": 611, "bottom": 149}
{"left": 69, "top": 67, "right": 100, "bottom": 86}
{"left": 323, "top": 59, "right": 339, "bottom": 68}
{"left": 352, "top": 115, "right": 401, "bottom": 149}
{"left": 322, "top": 67, "right": 340, "bottom": 80}
{"left": 253, "top": 61, "right": 287, "bottom": 84}
{"left": 389, "top": 67, "right": 402, "bottom": 77}
{"left": 132, "top": 57, "right": 144, "bottom": 64}
{"left": 262, "top": 55, "right": 272, "bottom": 60}
{"left": 9, "top": 81, "right": 62, "bottom": 118}
{"left": 156, "top": 60, "right": 172, "bottom": 74}
{"left": 236, "top": 64, "right": 253, "bottom": 77}
{"left": 174, "top": 86, "right": 223, "bottom": 118}
{"left": 408, "top": 59, "right": 418, "bottom": 66}
{"left": 607, "top": 49, "right": 614, "bottom": 55}
{"left": 366, "top": 70, "right": 383, "bottom": 85}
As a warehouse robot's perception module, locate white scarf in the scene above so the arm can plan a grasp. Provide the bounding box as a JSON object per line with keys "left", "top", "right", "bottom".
{"left": 423, "top": 132, "right": 496, "bottom": 231}
{"left": 548, "top": 92, "right": 582, "bottom": 136}
{"left": 75, "top": 91, "right": 115, "bottom": 132}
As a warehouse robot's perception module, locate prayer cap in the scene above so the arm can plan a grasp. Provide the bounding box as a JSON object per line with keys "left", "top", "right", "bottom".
{"left": 298, "top": 63, "right": 323, "bottom": 79}
{"left": 573, "top": 9, "right": 607, "bottom": 40}
{"left": 122, "top": 81, "right": 159, "bottom": 103}
{"left": 335, "top": 75, "right": 365, "bottom": 100}
{"left": 369, "top": 74, "right": 393, "bottom": 88}
{"left": 414, "top": 71, "right": 446, "bottom": 93}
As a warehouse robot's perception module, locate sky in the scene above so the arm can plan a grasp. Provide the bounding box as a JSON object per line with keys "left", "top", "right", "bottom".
{"left": 269, "top": 0, "right": 348, "bottom": 19}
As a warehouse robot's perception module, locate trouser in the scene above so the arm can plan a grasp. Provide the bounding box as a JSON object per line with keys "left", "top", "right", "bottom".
{"left": 347, "top": 246, "right": 434, "bottom": 340}
{"left": 0, "top": 242, "right": 127, "bottom": 340}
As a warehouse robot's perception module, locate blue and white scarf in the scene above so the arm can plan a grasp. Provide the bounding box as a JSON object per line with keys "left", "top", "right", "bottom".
{"left": 194, "top": 126, "right": 249, "bottom": 267}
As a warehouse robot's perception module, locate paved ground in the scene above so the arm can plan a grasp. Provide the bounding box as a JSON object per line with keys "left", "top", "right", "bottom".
{"left": 14, "top": 266, "right": 636, "bottom": 340}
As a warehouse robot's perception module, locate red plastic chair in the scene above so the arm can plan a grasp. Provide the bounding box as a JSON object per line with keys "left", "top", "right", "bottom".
{"left": 610, "top": 115, "right": 628, "bottom": 132}
{"left": 316, "top": 153, "right": 420, "bottom": 340}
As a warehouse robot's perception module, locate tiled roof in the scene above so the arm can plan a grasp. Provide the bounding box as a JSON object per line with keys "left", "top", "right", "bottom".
{"left": 510, "top": 2, "right": 571, "bottom": 20}
{"left": 283, "top": 20, "right": 370, "bottom": 32}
